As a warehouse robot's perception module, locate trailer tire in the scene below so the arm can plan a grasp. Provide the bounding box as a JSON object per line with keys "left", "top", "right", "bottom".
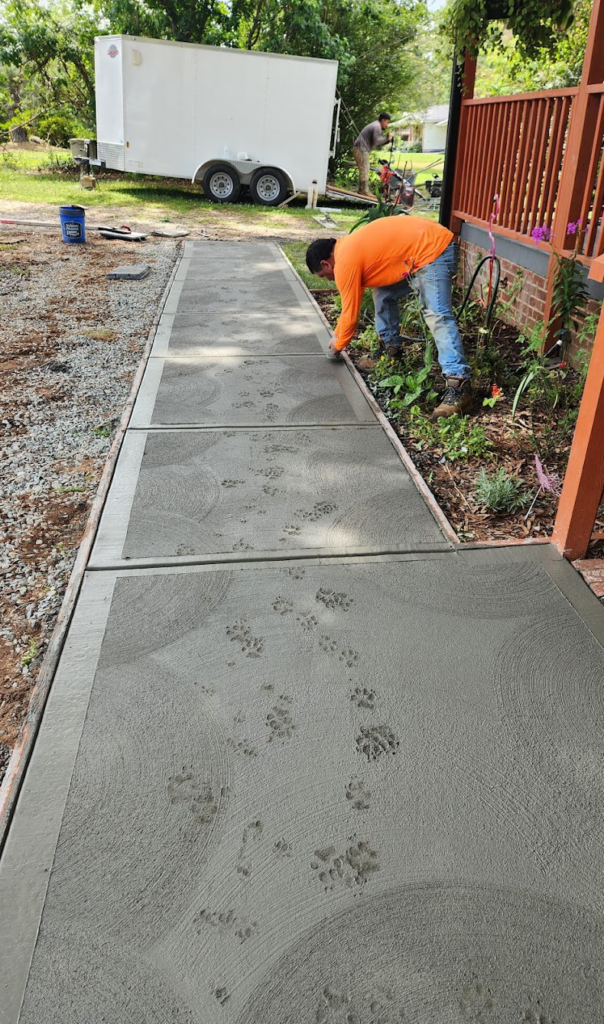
{"left": 202, "top": 164, "right": 242, "bottom": 203}
{"left": 250, "top": 168, "right": 288, "bottom": 206}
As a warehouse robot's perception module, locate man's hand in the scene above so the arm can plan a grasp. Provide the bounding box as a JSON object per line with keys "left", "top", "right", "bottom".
{"left": 327, "top": 337, "right": 342, "bottom": 361}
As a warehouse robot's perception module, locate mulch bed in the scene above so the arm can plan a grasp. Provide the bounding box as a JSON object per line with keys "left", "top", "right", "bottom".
{"left": 312, "top": 289, "right": 604, "bottom": 548}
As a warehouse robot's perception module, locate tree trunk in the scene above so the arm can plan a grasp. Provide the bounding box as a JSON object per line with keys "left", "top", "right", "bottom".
{"left": 10, "top": 125, "right": 29, "bottom": 143}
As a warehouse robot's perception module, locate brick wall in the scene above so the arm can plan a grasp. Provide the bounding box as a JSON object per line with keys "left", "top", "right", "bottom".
{"left": 458, "top": 237, "right": 602, "bottom": 365}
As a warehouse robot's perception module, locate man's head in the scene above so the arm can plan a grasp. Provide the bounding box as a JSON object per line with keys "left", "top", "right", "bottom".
{"left": 378, "top": 111, "right": 392, "bottom": 130}
{"left": 306, "top": 238, "right": 337, "bottom": 281}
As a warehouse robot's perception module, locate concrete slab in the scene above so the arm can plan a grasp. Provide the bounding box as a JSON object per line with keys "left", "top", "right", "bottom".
{"left": 3, "top": 549, "right": 604, "bottom": 1022}
{"left": 89, "top": 427, "right": 448, "bottom": 566}
{"left": 176, "top": 277, "right": 301, "bottom": 313}
{"left": 106, "top": 264, "right": 151, "bottom": 280}
{"left": 151, "top": 310, "right": 328, "bottom": 357}
{"left": 130, "top": 356, "right": 375, "bottom": 428}
{"left": 185, "top": 240, "right": 278, "bottom": 260}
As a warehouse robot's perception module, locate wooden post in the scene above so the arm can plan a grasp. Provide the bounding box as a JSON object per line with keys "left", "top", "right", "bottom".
{"left": 443, "top": 54, "right": 476, "bottom": 233}
{"left": 552, "top": 256, "right": 604, "bottom": 559}
{"left": 543, "top": 0, "right": 604, "bottom": 337}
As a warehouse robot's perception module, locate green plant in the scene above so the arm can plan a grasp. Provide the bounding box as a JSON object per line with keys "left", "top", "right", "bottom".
{"left": 474, "top": 467, "right": 528, "bottom": 512}
{"left": 351, "top": 323, "right": 380, "bottom": 352}
{"left": 375, "top": 337, "right": 436, "bottom": 409}
{"left": 409, "top": 408, "right": 493, "bottom": 461}
{"left": 441, "top": 0, "right": 575, "bottom": 60}
{"left": 511, "top": 322, "right": 548, "bottom": 418}
{"left": 21, "top": 637, "right": 39, "bottom": 666}
{"left": 552, "top": 248, "right": 588, "bottom": 343}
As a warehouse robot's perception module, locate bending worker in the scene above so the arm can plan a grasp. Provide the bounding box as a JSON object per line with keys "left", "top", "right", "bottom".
{"left": 353, "top": 112, "right": 392, "bottom": 197}
{"left": 305, "top": 216, "right": 472, "bottom": 420}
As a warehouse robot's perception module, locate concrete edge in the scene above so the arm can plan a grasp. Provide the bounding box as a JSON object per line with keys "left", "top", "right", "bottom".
{"left": 0, "top": 241, "right": 186, "bottom": 853}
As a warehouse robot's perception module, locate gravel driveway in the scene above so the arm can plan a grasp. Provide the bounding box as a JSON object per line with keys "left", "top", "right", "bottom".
{"left": 0, "top": 227, "right": 179, "bottom": 780}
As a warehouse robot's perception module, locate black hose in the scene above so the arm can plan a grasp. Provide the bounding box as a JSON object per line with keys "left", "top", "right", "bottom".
{"left": 457, "top": 254, "right": 501, "bottom": 327}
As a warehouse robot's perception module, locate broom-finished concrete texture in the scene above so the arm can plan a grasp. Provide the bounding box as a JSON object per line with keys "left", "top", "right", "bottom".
{"left": 129, "top": 355, "right": 376, "bottom": 427}
{"left": 2, "top": 551, "right": 604, "bottom": 1023}
{"left": 2, "top": 240, "right": 604, "bottom": 1022}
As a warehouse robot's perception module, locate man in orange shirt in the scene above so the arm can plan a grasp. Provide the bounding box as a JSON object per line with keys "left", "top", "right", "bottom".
{"left": 305, "top": 216, "right": 472, "bottom": 419}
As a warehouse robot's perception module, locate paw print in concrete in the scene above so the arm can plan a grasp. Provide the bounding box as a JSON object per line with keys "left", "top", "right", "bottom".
{"left": 263, "top": 442, "right": 298, "bottom": 453}
{"left": 356, "top": 725, "right": 399, "bottom": 761}
{"left": 316, "top": 588, "right": 353, "bottom": 611}
{"left": 176, "top": 544, "right": 195, "bottom": 556}
{"left": 167, "top": 770, "right": 217, "bottom": 825}
{"left": 283, "top": 524, "right": 302, "bottom": 536}
{"left": 255, "top": 465, "right": 285, "bottom": 479}
{"left": 265, "top": 403, "right": 279, "bottom": 421}
{"left": 310, "top": 838, "right": 379, "bottom": 891}
{"left": 273, "top": 838, "right": 293, "bottom": 858}
{"left": 236, "top": 819, "right": 264, "bottom": 878}
{"left": 350, "top": 686, "right": 375, "bottom": 710}
{"left": 285, "top": 566, "right": 306, "bottom": 579}
{"left": 459, "top": 982, "right": 495, "bottom": 1019}
{"left": 226, "top": 619, "right": 264, "bottom": 658}
{"left": 345, "top": 777, "right": 371, "bottom": 810}
{"left": 262, "top": 485, "right": 278, "bottom": 497}
{"left": 213, "top": 986, "right": 230, "bottom": 1006}
{"left": 232, "top": 538, "right": 254, "bottom": 552}
{"left": 194, "top": 908, "right": 258, "bottom": 944}
{"left": 267, "top": 694, "right": 295, "bottom": 742}
{"left": 295, "top": 501, "right": 338, "bottom": 522}
{"left": 297, "top": 611, "right": 319, "bottom": 631}
{"left": 227, "top": 736, "right": 258, "bottom": 758}
{"left": 221, "top": 479, "right": 244, "bottom": 488}
{"left": 272, "top": 596, "right": 294, "bottom": 615}
{"left": 339, "top": 649, "right": 359, "bottom": 668}
{"left": 319, "top": 635, "right": 338, "bottom": 653}
{"left": 316, "top": 985, "right": 358, "bottom": 1024}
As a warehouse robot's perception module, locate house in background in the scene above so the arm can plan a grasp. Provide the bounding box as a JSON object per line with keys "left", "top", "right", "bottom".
{"left": 421, "top": 104, "right": 449, "bottom": 151}
{"left": 393, "top": 104, "right": 448, "bottom": 152}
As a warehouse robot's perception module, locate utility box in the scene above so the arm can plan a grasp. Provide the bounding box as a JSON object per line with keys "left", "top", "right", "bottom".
{"left": 93, "top": 34, "right": 339, "bottom": 205}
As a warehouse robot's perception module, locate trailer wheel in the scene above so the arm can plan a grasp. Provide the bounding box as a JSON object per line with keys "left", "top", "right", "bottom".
{"left": 202, "top": 164, "right": 241, "bottom": 203}
{"left": 250, "top": 168, "right": 288, "bottom": 206}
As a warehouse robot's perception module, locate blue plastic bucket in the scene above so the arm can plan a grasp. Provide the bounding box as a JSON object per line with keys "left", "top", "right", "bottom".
{"left": 59, "top": 205, "right": 86, "bottom": 243}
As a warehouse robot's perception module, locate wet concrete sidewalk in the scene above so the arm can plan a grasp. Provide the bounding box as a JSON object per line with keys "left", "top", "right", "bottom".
{"left": 2, "top": 241, "right": 604, "bottom": 1023}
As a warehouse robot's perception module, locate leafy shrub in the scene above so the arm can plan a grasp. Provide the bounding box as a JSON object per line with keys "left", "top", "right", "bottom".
{"left": 410, "top": 410, "right": 493, "bottom": 461}
{"left": 36, "top": 112, "right": 90, "bottom": 147}
{"left": 474, "top": 468, "right": 528, "bottom": 512}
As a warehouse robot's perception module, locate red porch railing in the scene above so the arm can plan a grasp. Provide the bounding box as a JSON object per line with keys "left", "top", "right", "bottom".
{"left": 453, "top": 89, "right": 576, "bottom": 244}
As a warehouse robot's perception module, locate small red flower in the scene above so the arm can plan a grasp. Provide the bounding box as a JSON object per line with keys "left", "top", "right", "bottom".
{"left": 491, "top": 384, "right": 503, "bottom": 398}
{"left": 558, "top": 361, "right": 567, "bottom": 369}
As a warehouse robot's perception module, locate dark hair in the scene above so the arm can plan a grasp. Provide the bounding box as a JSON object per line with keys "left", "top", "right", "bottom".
{"left": 306, "top": 238, "right": 336, "bottom": 274}
{"left": 378, "top": 112, "right": 392, "bottom": 122}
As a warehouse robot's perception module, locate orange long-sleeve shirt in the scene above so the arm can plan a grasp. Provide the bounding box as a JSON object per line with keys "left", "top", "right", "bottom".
{"left": 333, "top": 216, "right": 453, "bottom": 350}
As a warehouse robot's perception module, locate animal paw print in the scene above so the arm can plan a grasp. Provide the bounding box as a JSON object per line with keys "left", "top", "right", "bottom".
{"left": 345, "top": 777, "right": 371, "bottom": 810}
{"left": 255, "top": 466, "right": 284, "bottom": 479}
{"left": 272, "top": 596, "right": 293, "bottom": 615}
{"left": 351, "top": 686, "right": 375, "bottom": 709}
{"left": 315, "top": 588, "right": 353, "bottom": 611}
{"left": 459, "top": 982, "right": 495, "bottom": 1020}
{"left": 356, "top": 725, "right": 399, "bottom": 761}
{"left": 267, "top": 694, "right": 295, "bottom": 742}
{"left": 227, "top": 737, "right": 258, "bottom": 758}
{"left": 296, "top": 501, "right": 338, "bottom": 522}
{"left": 213, "top": 986, "right": 230, "bottom": 1006}
{"left": 297, "top": 611, "right": 319, "bottom": 631}
{"left": 283, "top": 524, "right": 302, "bottom": 536}
{"left": 265, "top": 403, "right": 279, "bottom": 421}
{"left": 176, "top": 544, "right": 195, "bottom": 556}
{"left": 263, "top": 442, "right": 298, "bottom": 453}
{"left": 226, "top": 619, "right": 264, "bottom": 658}
{"left": 167, "top": 770, "right": 217, "bottom": 825}
{"left": 221, "top": 479, "right": 244, "bottom": 488}
{"left": 232, "top": 538, "right": 254, "bottom": 552}
{"left": 522, "top": 1002, "right": 555, "bottom": 1024}
{"left": 285, "top": 566, "right": 306, "bottom": 579}
{"left": 195, "top": 908, "right": 258, "bottom": 944}
{"left": 316, "top": 985, "right": 359, "bottom": 1024}
{"left": 233, "top": 400, "right": 255, "bottom": 408}
{"left": 340, "top": 649, "right": 359, "bottom": 668}
{"left": 263, "top": 485, "right": 278, "bottom": 497}
{"left": 273, "top": 838, "right": 293, "bottom": 858}
{"left": 259, "top": 389, "right": 274, "bottom": 398}
{"left": 310, "top": 838, "right": 379, "bottom": 891}
{"left": 319, "top": 634, "right": 338, "bottom": 653}
{"left": 236, "top": 819, "right": 264, "bottom": 878}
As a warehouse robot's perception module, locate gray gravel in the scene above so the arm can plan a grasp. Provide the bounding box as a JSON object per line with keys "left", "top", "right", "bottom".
{"left": 0, "top": 231, "right": 179, "bottom": 758}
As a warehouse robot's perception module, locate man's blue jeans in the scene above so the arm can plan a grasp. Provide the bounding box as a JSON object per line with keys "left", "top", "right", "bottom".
{"left": 373, "top": 241, "right": 470, "bottom": 379}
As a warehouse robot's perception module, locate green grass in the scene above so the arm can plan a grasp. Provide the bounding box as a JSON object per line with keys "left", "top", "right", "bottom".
{"left": 281, "top": 240, "right": 338, "bottom": 290}
{"left": 372, "top": 149, "right": 444, "bottom": 184}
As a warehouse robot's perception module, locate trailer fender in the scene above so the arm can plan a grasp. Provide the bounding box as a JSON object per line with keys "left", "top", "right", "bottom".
{"left": 192, "top": 159, "right": 295, "bottom": 192}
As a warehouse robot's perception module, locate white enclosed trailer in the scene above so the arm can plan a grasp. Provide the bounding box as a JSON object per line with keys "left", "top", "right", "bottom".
{"left": 92, "top": 34, "right": 339, "bottom": 205}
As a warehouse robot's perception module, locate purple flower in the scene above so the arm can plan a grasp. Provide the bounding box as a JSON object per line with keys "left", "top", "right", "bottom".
{"left": 531, "top": 225, "right": 551, "bottom": 245}
{"left": 535, "top": 455, "right": 561, "bottom": 495}
{"left": 567, "top": 219, "right": 583, "bottom": 236}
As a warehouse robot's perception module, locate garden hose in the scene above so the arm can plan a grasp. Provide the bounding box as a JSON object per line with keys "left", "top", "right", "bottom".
{"left": 457, "top": 254, "right": 501, "bottom": 327}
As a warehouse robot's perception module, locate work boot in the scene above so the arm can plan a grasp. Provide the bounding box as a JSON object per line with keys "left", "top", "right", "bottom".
{"left": 430, "top": 376, "right": 472, "bottom": 420}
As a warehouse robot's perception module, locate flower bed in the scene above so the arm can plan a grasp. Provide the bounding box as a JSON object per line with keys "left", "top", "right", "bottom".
{"left": 312, "top": 288, "right": 603, "bottom": 544}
